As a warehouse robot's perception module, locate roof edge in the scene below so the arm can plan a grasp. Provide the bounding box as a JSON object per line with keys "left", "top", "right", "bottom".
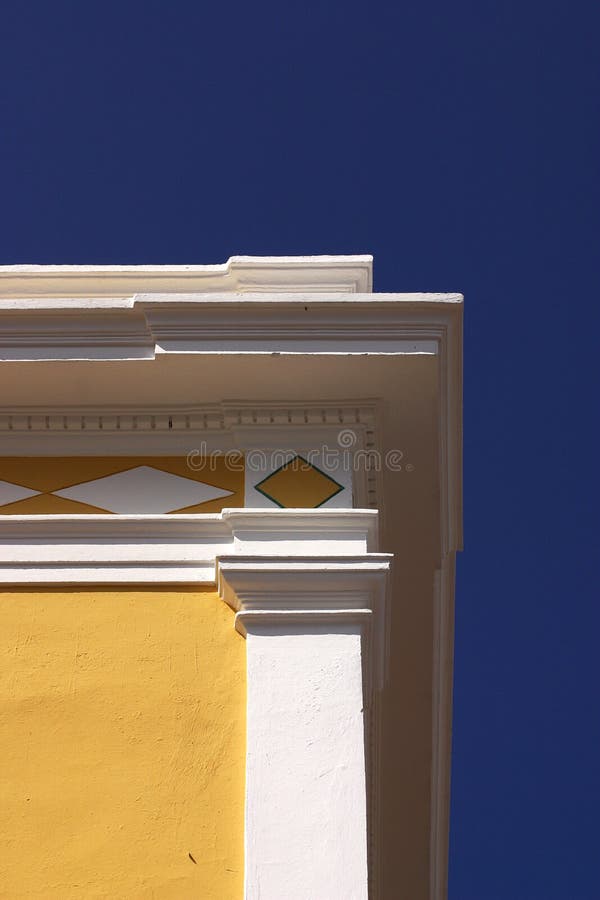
{"left": 0, "top": 255, "right": 373, "bottom": 298}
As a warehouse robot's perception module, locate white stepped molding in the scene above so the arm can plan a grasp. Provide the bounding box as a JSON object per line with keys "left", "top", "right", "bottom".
{"left": 0, "top": 291, "right": 461, "bottom": 359}
{"left": 0, "top": 508, "right": 379, "bottom": 584}
{"left": 0, "top": 256, "right": 372, "bottom": 298}
{"left": 217, "top": 554, "right": 390, "bottom": 692}
{"left": 222, "top": 508, "right": 378, "bottom": 554}
{"left": 0, "top": 514, "right": 230, "bottom": 584}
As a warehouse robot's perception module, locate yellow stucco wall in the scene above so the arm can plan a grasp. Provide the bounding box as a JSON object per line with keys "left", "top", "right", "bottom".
{"left": 0, "top": 587, "right": 245, "bottom": 899}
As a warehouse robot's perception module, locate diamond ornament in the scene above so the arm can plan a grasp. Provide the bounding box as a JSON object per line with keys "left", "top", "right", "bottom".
{"left": 254, "top": 456, "right": 344, "bottom": 508}
{"left": 54, "top": 465, "right": 234, "bottom": 514}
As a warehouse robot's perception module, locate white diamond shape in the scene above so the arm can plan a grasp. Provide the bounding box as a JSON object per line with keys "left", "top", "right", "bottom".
{"left": 54, "top": 466, "right": 234, "bottom": 514}
{"left": 0, "top": 479, "right": 40, "bottom": 507}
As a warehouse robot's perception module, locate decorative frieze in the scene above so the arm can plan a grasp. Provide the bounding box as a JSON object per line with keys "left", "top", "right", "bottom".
{"left": 0, "top": 402, "right": 381, "bottom": 512}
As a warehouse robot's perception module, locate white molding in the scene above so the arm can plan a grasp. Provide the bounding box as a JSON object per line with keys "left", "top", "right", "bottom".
{"left": 0, "top": 509, "right": 378, "bottom": 585}
{"left": 0, "top": 399, "right": 375, "bottom": 440}
{"left": 0, "top": 292, "right": 460, "bottom": 360}
{"left": 0, "top": 514, "right": 229, "bottom": 584}
{"left": 0, "top": 255, "right": 373, "bottom": 298}
{"left": 222, "top": 508, "right": 378, "bottom": 553}
{"left": 139, "top": 293, "right": 453, "bottom": 356}
{"left": 217, "top": 553, "right": 391, "bottom": 693}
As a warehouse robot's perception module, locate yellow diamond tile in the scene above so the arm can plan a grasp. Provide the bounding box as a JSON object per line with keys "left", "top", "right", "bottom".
{"left": 255, "top": 456, "right": 344, "bottom": 508}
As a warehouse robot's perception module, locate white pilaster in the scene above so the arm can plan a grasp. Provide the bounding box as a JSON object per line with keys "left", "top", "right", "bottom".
{"left": 217, "top": 552, "right": 391, "bottom": 900}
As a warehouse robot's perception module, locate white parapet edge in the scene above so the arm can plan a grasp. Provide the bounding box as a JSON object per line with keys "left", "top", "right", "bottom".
{"left": 0, "top": 255, "right": 374, "bottom": 298}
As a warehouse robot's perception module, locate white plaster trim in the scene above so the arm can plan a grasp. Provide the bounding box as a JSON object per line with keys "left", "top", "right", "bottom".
{"left": 0, "top": 399, "right": 375, "bottom": 440}
{"left": 0, "top": 509, "right": 378, "bottom": 584}
{"left": 0, "top": 256, "right": 373, "bottom": 298}
{"left": 222, "top": 508, "right": 378, "bottom": 553}
{"left": 217, "top": 553, "right": 391, "bottom": 693}
{"left": 0, "top": 292, "right": 460, "bottom": 360}
{"left": 0, "top": 514, "right": 229, "bottom": 584}
{"left": 0, "top": 400, "right": 376, "bottom": 433}
{"left": 139, "top": 293, "right": 457, "bottom": 357}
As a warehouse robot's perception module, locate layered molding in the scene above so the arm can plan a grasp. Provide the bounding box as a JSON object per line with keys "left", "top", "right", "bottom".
{"left": 218, "top": 553, "right": 391, "bottom": 693}
{"left": 223, "top": 508, "right": 378, "bottom": 553}
{"left": 0, "top": 286, "right": 461, "bottom": 552}
{"left": 0, "top": 255, "right": 373, "bottom": 298}
{"left": 0, "top": 508, "right": 379, "bottom": 584}
{"left": 0, "top": 287, "right": 461, "bottom": 554}
{"left": 0, "top": 292, "right": 461, "bottom": 360}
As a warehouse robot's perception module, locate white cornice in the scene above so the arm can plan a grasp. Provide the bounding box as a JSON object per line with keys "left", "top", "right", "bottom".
{"left": 140, "top": 293, "right": 459, "bottom": 356}
{"left": 0, "top": 292, "right": 461, "bottom": 360}
{"left": 0, "top": 255, "right": 373, "bottom": 298}
{"left": 0, "top": 508, "right": 378, "bottom": 585}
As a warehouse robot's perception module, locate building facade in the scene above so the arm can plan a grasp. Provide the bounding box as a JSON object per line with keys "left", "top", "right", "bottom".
{"left": 0, "top": 256, "right": 462, "bottom": 899}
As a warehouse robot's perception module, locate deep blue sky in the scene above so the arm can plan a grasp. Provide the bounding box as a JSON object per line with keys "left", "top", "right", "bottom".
{"left": 1, "top": 2, "right": 599, "bottom": 897}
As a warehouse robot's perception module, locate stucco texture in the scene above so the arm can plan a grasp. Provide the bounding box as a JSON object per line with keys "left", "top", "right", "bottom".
{"left": 0, "top": 587, "right": 245, "bottom": 899}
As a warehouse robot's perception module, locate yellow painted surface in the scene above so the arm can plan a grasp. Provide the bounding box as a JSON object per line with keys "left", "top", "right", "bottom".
{"left": 255, "top": 456, "right": 343, "bottom": 507}
{"left": 0, "top": 588, "right": 245, "bottom": 899}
